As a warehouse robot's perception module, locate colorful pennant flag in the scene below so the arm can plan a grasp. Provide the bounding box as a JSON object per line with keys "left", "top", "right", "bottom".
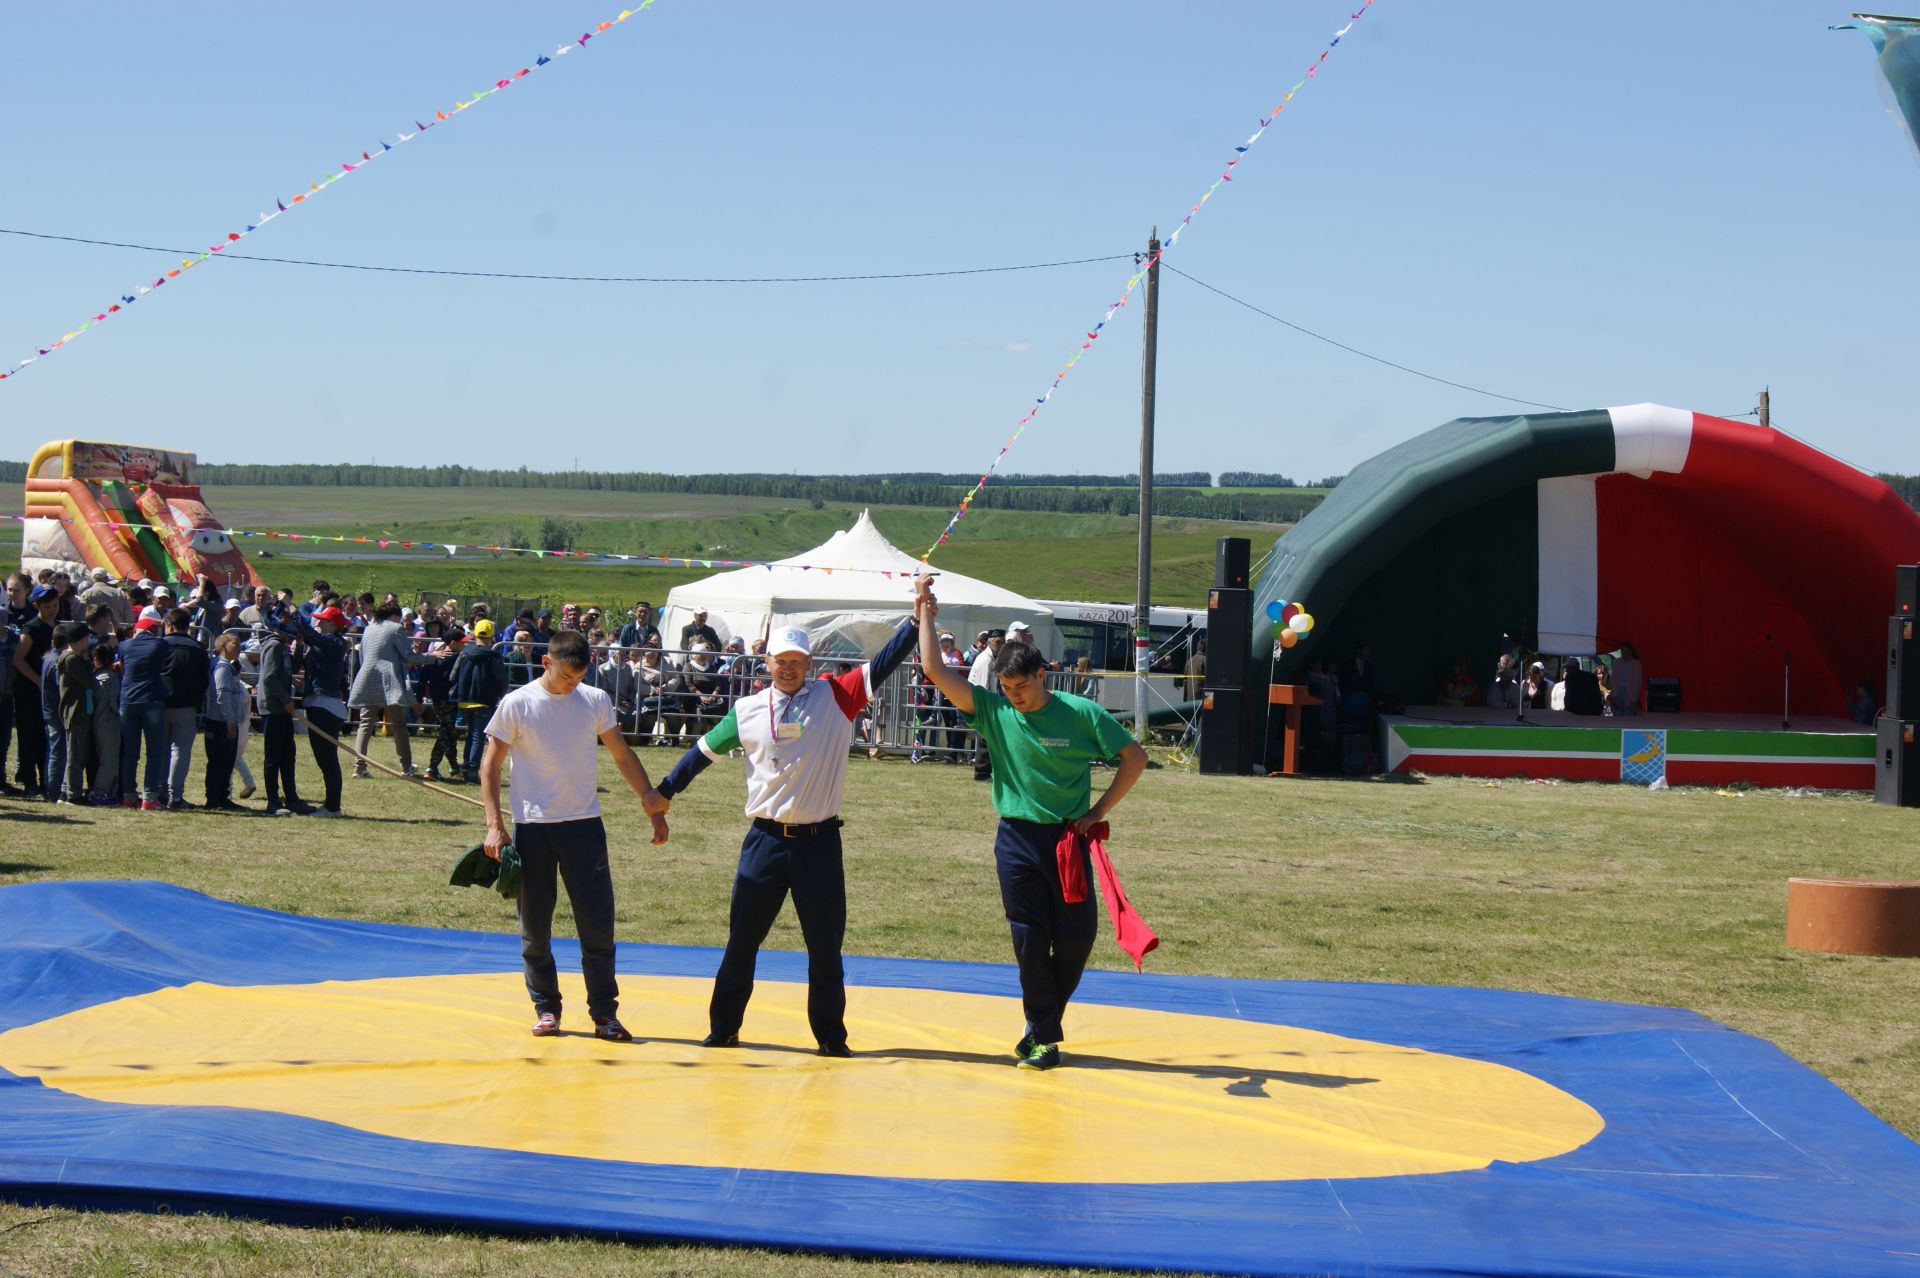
{"left": 0, "top": 3, "right": 659, "bottom": 385}
{"left": 922, "top": 0, "right": 1376, "bottom": 561}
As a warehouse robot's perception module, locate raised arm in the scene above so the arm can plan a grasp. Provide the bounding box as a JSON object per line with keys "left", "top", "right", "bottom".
{"left": 865, "top": 615, "right": 921, "bottom": 686}
{"left": 914, "top": 575, "right": 973, "bottom": 715}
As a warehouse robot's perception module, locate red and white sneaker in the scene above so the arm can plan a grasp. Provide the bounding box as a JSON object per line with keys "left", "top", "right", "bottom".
{"left": 531, "top": 1011, "right": 560, "bottom": 1037}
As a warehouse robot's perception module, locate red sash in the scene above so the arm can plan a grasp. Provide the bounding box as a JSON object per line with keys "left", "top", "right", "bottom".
{"left": 1055, "top": 822, "right": 1160, "bottom": 970}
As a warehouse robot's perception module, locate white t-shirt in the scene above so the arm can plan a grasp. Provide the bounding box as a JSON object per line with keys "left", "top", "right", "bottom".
{"left": 485, "top": 679, "right": 616, "bottom": 824}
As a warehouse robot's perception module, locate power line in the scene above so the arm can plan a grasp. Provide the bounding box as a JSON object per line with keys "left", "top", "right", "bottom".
{"left": 1161, "top": 262, "right": 1568, "bottom": 413}
{"left": 0, "top": 227, "right": 1132, "bottom": 284}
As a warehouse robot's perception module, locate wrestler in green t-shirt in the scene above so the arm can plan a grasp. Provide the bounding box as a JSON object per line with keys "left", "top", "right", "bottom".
{"left": 964, "top": 686, "right": 1137, "bottom": 824}
{"left": 912, "top": 575, "right": 1149, "bottom": 1071}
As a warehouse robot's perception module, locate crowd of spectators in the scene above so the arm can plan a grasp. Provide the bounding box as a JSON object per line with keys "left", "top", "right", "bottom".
{"left": 2, "top": 571, "right": 1066, "bottom": 817}
{"left": 0, "top": 572, "right": 794, "bottom": 818}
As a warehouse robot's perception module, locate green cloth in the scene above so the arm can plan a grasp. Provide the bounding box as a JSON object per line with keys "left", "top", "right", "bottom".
{"left": 449, "top": 842, "right": 522, "bottom": 900}
{"left": 962, "top": 688, "right": 1134, "bottom": 823}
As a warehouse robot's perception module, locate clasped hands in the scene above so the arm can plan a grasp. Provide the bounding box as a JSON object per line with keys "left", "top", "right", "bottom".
{"left": 642, "top": 787, "right": 671, "bottom": 845}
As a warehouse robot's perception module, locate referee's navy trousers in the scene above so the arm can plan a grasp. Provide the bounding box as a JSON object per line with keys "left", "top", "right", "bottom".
{"left": 515, "top": 817, "right": 619, "bottom": 1023}
{"left": 709, "top": 824, "right": 847, "bottom": 1049}
{"left": 995, "top": 816, "right": 1097, "bottom": 1044}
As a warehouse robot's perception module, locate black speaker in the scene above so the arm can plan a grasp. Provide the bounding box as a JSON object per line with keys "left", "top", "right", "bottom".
{"left": 1205, "top": 588, "right": 1251, "bottom": 690}
{"left": 1874, "top": 716, "right": 1920, "bottom": 808}
{"left": 1215, "top": 537, "right": 1250, "bottom": 590}
{"left": 1200, "top": 686, "right": 1255, "bottom": 775}
{"left": 1892, "top": 616, "right": 1920, "bottom": 720}
{"left": 1897, "top": 564, "right": 1919, "bottom": 618}
{"left": 1647, "top": 677, "right": 1681, "bottom": 713}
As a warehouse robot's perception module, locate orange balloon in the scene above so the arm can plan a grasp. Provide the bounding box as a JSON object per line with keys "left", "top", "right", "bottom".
{"left": 1278, "top": 628, "right": 1299, "bottom": 649}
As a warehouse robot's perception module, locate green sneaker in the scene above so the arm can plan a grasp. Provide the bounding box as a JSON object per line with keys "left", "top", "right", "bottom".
{"left": 1017, "top": 1041, "right": 1061, "bottom": 1071}
{"left": 1014, "top": 1031, "right": 1035, "bottom": 1061}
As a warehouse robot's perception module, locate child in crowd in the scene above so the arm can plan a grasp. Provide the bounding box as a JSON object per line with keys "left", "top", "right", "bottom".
{"left": 55, "top": 623, "right": 94, "bottom": 804}
{"left": 88, "top": 643, "right": 121, "bottom": 805}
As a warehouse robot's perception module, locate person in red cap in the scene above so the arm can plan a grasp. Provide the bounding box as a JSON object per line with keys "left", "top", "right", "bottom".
{"left": 911, "top": 575, "right": 1147, "bottom": 1071}
{"left": 115, "top": 614, "right": 172, "bottom": 809}
{"left": 289, "top": 605, "right": 353, "bottom": 816}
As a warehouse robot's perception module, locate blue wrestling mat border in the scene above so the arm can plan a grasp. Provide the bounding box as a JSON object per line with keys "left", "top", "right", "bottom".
{"left": 3, "top": 881, "right": 1920, "bottom": 1278}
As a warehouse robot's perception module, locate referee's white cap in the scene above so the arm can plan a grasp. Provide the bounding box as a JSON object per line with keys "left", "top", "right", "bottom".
{"left": 769, "top": 625, "right": 811, "bottom": 657}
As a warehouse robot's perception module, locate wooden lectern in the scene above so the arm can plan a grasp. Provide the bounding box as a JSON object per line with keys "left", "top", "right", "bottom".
{"left": 1267, "top": 683, "right": 1322, "bottom": 776}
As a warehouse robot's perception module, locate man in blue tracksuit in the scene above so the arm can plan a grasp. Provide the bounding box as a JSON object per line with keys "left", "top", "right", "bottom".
{"left": 647, "top": 615, "right": 919, "bottom": 1056}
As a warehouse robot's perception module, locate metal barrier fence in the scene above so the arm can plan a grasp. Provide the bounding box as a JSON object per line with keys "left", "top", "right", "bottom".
{"left": 207, "top": 627, "right": 1203, "bottom": 758}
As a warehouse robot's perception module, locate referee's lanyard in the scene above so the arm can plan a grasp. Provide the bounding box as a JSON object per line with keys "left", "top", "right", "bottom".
{"left": 769, "top": 685, "right": 808, "bottom": 769}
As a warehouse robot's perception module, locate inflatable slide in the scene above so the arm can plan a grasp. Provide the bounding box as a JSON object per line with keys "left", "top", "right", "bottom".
{"left": 20, "top": 439, "right": 262, "bottom": 589}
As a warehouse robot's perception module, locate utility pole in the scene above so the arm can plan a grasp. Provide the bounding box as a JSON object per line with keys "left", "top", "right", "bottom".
{"left": 1758, "top": 387, "right": 1770, "bottom": 428}
{"left": 1134, "top": 229, "right": 1162, "bottom": 743}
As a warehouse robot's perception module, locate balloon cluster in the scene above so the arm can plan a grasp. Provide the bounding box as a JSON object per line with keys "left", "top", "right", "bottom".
{"left": 1266, "top": 598, "right": 1315, "bottom": 650}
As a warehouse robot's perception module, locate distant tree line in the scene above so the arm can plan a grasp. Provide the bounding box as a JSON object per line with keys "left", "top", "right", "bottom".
{"left": 182, "top": 465, "right": 1324, "bottom": 523}
{"left": 1217, "top": 471, "right": 1299, "bottom": 488}
{"left": 1880, "top": 473, "right": 1920, "bottom": 510}
{"left": 0, "top": 456, "right": 1334, "bottom": 522}
{"left": 183, "top": 464, "right": 1221, "bottom": 491}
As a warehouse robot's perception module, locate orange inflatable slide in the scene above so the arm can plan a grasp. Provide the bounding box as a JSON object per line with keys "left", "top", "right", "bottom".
{"left": 20, "top": 440, "right": 262, "bottom": 590}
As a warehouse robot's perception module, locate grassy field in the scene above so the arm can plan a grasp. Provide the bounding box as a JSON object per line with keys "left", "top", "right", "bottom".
{"left": 1, "top": 481, "right": 1281, "bottom": 609}
{"left": 236, "top": 527, "right": 1254, "bottom": 615}
{"left": 2, "top": 750, "right": 1917, "bottom": 1276}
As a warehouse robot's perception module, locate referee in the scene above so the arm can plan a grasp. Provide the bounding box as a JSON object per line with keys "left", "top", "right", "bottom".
{"left": 647, "top": 615, "right": 919, "bottom": 1057}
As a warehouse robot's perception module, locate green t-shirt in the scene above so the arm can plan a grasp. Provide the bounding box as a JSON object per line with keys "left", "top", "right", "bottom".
{"left": 964, "top": 687, "right": 1134, "bottom": 824}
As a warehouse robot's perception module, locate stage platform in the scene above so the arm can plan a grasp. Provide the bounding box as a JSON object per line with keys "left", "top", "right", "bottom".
{"left": 1382, "top": 707, "right": 1875, "bottom": 789}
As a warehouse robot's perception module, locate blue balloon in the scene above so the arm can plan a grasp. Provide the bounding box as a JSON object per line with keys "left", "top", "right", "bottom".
{"left": 1265, "top": 600, "right": 1285, "bottom": 622}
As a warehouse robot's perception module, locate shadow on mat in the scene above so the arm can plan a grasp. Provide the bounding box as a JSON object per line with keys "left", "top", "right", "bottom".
{"left": 866, "top": 1047, "right": 1377, "bottom": 1094}
{"left": 514, "top": 1038, "right": 1379, "bottom": 1094}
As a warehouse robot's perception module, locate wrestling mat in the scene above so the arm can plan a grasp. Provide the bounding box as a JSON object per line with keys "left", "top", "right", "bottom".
{"left": 2, "top": 882, "right": 1917, "bottom": 1277}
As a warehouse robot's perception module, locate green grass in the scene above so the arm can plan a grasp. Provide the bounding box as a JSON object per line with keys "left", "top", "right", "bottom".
{"left": 246, "top": 524, "right": 1246, "bottom": 616}
{"left": 2, "top": 755, "right": 1918, "bottom": 1276}
{"left": 2, "top": 482, "right": 1279, "bottom": 609}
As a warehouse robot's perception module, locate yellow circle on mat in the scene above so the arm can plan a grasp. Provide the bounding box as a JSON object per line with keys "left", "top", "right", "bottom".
{"left": 0, "top": 974, "right": 1601, "bottom": 1183}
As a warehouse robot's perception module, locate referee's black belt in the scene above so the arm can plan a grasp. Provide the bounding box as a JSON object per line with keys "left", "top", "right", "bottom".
{"left": 752, "top": 816, "right": 844, "bottom": 840}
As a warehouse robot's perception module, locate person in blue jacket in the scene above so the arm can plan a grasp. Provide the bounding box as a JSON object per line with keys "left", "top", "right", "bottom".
{"left": 116, "top": 617, "right": 172, "bottom": 810}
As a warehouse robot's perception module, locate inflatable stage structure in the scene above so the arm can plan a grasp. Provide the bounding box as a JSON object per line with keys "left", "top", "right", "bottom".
{"left": 1227, "top": 405, "right": 1920, "bottom": 788}
{"left": 20, "top": 439, "right": 262, "bottom": 589}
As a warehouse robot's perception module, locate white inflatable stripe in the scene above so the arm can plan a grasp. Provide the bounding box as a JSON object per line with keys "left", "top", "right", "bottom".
{"left": 1537, "top": 476, "right": 1598, "bottom": 654}
{"left": 1607, "top": 403, "right": 1693, "bottom": 478}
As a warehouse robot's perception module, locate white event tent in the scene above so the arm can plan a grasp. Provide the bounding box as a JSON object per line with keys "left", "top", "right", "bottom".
{"left": 659, "top": 511, "right": 1056, "bottom": 659}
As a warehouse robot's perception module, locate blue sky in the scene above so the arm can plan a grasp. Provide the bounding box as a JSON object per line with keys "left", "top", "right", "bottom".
{"left": 3, "top": 2, "right": 1915, "bottom": 479}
